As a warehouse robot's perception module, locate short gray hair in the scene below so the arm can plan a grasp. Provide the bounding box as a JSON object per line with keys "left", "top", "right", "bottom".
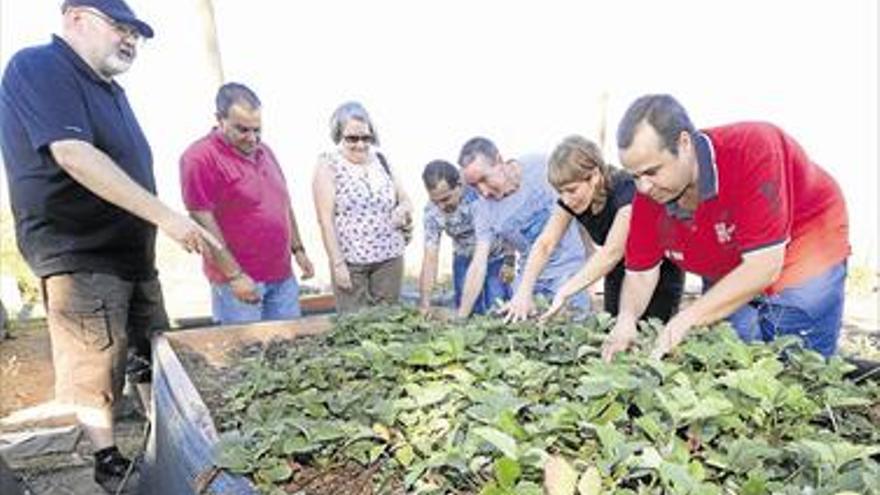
{"left": 616, "top": 94, "right": 695, "bottom": 156}
{"left": 329, "top": 101, "right": 380, "bottom": 146}
{"left": 457, "top": 136, "right": 499, "bottom": 168}
{"left": 215, "top": 82, "right": 261, "bottom": 118}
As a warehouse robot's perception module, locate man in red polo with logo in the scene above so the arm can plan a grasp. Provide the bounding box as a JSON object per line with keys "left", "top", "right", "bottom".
{"left": 180, "top": 82, "right": 313, "bottom": 324}
{"left": 602, "top": 94, "right": 849, "bottom": 361}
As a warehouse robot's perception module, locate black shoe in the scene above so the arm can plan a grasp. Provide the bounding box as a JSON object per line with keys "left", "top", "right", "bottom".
{"left": 94, "top": 446, "right": 133, "bottom": 494}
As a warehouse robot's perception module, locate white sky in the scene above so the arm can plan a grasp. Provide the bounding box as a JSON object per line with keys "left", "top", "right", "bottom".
{"left": 1, "top": 0, "right": 877, "bottom": 315}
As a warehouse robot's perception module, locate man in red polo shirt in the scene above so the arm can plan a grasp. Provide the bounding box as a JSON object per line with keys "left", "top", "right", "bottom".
{"left": 180, "top": 82, "right": 314, "bottom": 324}
{"left": 602, "top": 94, "right": 849, "bottom": 360}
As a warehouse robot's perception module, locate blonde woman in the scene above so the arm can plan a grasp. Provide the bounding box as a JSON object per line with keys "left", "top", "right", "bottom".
{"left": 313, "top": 102, "right": 412, "bottom": 313}
{"left": 501, "top": 135, "right": 683, "bottom": 323}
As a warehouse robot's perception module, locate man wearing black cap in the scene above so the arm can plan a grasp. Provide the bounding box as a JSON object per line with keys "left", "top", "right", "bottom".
{"left": 0, "top": 0, "right": 218, "bottom": 491}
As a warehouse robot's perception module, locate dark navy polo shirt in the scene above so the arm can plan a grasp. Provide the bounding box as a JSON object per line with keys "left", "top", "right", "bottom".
{"left": 0, "top": 35, "right": 157, "bottom": 280}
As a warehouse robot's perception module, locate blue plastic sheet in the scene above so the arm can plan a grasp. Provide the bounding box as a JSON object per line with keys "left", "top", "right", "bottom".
{"left": 143, "top": 335, "right": 256, "bottom": 494}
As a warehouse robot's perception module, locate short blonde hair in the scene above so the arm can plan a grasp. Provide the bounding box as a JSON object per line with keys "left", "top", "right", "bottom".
{"left": 547, "top": 135, "right": 608, "bottom": 190}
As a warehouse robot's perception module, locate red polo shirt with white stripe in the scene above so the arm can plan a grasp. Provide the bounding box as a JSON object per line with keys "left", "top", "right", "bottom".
{"left": 626, "top": 122, "right": 849, "bottom": 294}
{"left": 180, "top": 129, "right": 293, "bottom": 283}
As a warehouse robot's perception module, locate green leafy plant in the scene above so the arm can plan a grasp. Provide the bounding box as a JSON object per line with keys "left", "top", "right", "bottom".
{"left": 212, "top": 306, "right": 880, "bottom": 494}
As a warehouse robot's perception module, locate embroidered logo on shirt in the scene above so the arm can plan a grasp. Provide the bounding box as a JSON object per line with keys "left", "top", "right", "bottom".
{"left": 665, "top": 249, "right": 684, "bottom": 261}
{"left": 714, "top": 222, "right": 736, "bottom": 244}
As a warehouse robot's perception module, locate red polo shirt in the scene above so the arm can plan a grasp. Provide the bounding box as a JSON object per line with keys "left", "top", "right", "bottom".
{"left": 626, "top": 122, "right": 849, "bottom": 294}
{"left": 180, "top": 129, "right": 293, "bottom": 283}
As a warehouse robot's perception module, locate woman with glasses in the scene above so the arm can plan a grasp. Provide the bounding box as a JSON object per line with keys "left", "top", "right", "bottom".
{"left": 313, "top": 101, "right": 413, "bottom": 314}
{"left": 501, "top": 135, "right": 684, "bottom": 323}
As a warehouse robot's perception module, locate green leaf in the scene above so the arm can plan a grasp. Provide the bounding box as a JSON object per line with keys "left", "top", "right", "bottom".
{"left": 823, "top": 387, "right": 875, "bottom": 407}
{"left": 496, "top": 409, "right": 528, "bottom": 440}
{"left": 255, "top": 457, "right": 292, "bottom": 483}
{"left": 280, "top": 435, "right": 318, "bottom": 455}
{"left": 403, "top": 459, "right": 428, "bottom": 488}
{"left": 394, "top": 443, "right": 416, "bottom": 467}
{"left": 479, "top": 483, "right": 511, "bottom": 495}
{"left": 514, "top": 481, "right": 543, "bottom": 495}
{"left": 214, "top": 443, "right": 254, "bottom": 473}
{"left": 465, "top": 382, "right": 530, "bottom": 423}
{"left": 739, "top": 470, "right": 769, "bottom": 495}
{"left": 473, "top": 426, "right": 519, "bottom": 459}
{"left": 788, "top": 439, "right": 880, "bottom": 471}
{"left": 659, "top": 461, "right": 699, "bottom": 494}
{"left": 656, "top": 385, "right": 733, "bottom": 424}
{"left": 309, "top": 420, "right": 348, "bottom": 443}
{"left": 593, "top": 423, "right": 625, "bottom": 459}
{"left": 343, "top": 437, "right": 384, "bottom": 466}
{"left": 368, "top": 444, "right": 386, "bottom": 463}
{"left": 632, "top": 446, "right": 663, "bottom": 470}
{"left": 518, "top": 446, "right": 551, "bottom": 470}
{"left": 214, "top": 434, "right": 256, "bottom": 474}
{"left": 634, "top": 414, "right": 666, "bottom": 442}
{"left": 712, "top": 438, "right": 780, "bottom": 474}
{"left": 719, "top": 357, "right": 784, "bottom": 405}
{"left": 494, "top": 456, "right": 521, "bottom": 488}
{"left": 406, "top": 345, "right": 446, "bottom": 367}
{"left": 404, "top": 381, "right": 454, "bottom": 408}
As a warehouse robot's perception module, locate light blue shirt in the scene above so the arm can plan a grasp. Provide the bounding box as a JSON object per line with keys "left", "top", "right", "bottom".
{"left": 473, "top": 155, "right": 586, "bottom": 288}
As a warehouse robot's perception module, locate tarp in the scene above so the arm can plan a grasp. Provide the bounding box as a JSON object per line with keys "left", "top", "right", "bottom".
{"left": 143, "top": 300, "right": 335, "bottom": 495}
{"left": 143, "top": 334, "right": 256, "bottom": 494}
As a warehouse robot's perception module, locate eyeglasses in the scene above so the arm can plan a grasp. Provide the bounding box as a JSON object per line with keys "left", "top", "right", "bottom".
{"left": 79, "top": 7, "right": 142, "bottom": 41}
{"left": 342, "top": 134, "right": 374, "bottom": 145}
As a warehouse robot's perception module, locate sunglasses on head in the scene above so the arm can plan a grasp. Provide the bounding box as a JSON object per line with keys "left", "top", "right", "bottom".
{"left": 342, "top": 134, "right": 374, "bottom": 145}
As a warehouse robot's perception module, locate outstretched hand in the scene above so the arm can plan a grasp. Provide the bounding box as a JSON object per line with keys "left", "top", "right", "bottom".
{"left": 163, "top": 212, "right": 221, "bottom": 255}
{"left": 649, "top": 320, "right": 689, "bottom": 360}
{"left": 538, "top": 292, "right": 567, "bottom": 323}
{"left": 600, "top": 319, "right": 637, "bottom": 362}
{"left": 499, "top": 292, "right": 535, "bottom": 324}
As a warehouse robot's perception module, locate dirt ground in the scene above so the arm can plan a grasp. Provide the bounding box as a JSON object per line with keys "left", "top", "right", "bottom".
{"left": 0, "top": 319, "right": 148, "bottom": 495}
{"left": 0, "top": 292, "right": 876, "bottom": 494}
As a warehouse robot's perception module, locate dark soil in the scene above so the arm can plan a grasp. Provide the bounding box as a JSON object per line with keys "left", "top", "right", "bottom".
{"left": 171, "top": 337, "right": 307, "bottom": 421}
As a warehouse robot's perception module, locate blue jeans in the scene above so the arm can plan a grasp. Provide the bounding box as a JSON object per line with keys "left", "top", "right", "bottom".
{"left": 211, "top": 276, "right": 301, "bottom": 325}
{"left": 714, "top": 261, "right": 846, "bottom": 357}
{"left": 453, "top": 254, "right": 513, "bottom": 315}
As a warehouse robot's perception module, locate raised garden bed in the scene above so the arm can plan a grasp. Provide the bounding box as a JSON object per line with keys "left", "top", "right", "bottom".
{"left": 148, "top": 306, "right": 880, "bottom": 494}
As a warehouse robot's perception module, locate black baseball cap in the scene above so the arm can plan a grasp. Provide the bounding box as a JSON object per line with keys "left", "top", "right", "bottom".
{"left": 64, "top": 0, "right": 154, "bottom": 39}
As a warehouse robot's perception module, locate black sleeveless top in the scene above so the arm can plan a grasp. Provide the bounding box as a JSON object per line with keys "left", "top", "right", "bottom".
{"left": 557, "top": 169, "right": 683, "bottom": 319}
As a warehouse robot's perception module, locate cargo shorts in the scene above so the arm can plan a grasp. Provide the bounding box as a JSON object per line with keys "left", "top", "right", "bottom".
{"left": 43, "top": 272, "right": 169, "bottom": 409}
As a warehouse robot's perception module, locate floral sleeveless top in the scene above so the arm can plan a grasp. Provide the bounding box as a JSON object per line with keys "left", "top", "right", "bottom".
{"left": 324, "top": 150, "right": 406, "bottom": 264}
